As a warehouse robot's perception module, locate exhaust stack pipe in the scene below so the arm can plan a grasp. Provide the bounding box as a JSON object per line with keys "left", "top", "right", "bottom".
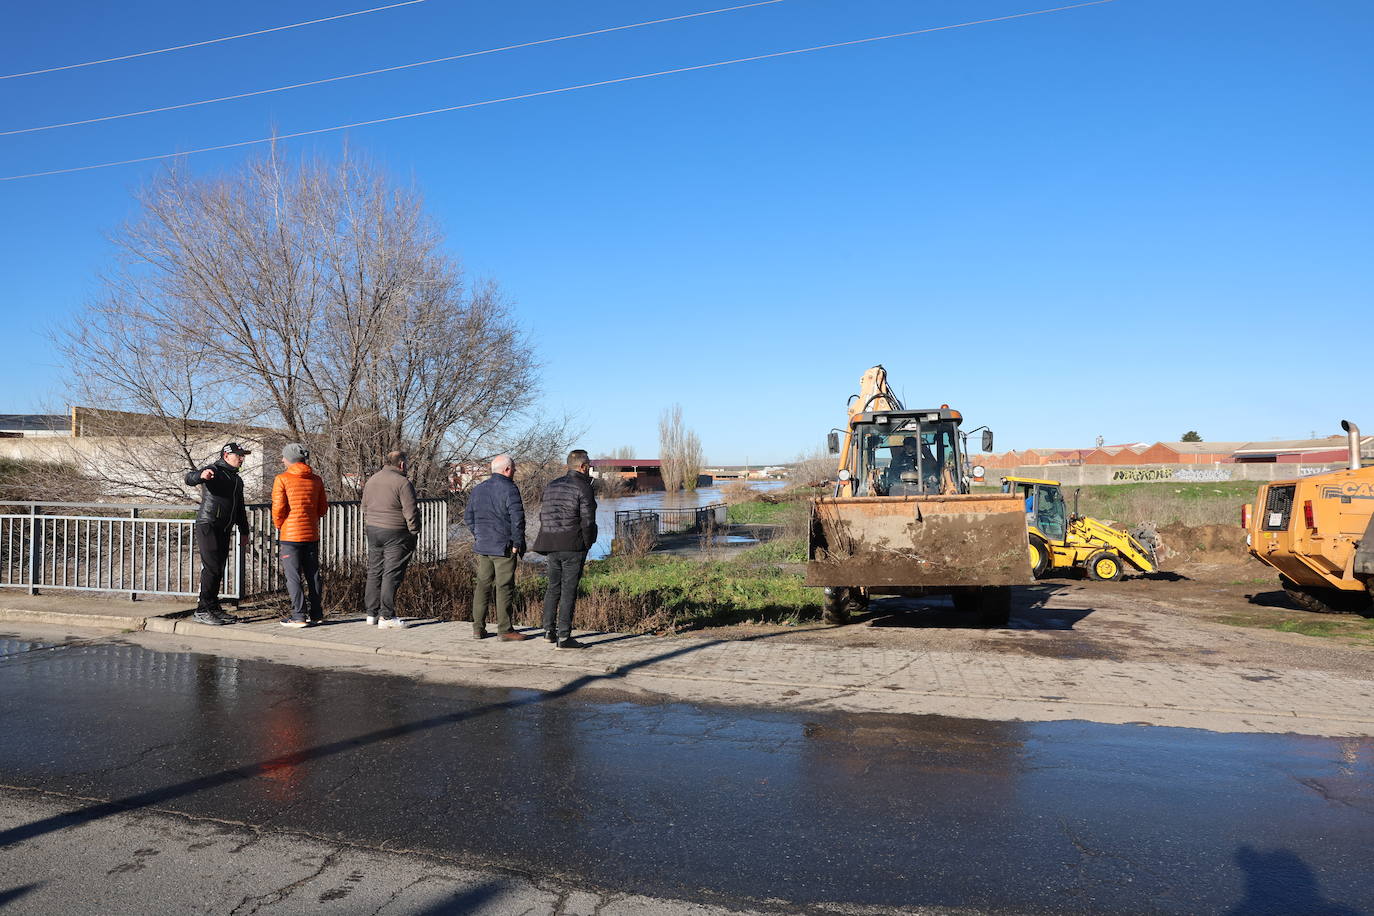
{"left": 1341, "top": 419, "right": 1362, "bottom": 471}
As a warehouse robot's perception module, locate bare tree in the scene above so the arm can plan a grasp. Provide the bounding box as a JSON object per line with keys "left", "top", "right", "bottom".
{"left": 658, "top": 405, "right": 704, "bottom": 492}
{"left": 54, "top": 148, "right": 555, "bottom": 501}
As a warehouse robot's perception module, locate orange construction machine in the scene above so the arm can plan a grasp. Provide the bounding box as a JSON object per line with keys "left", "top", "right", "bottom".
{"left": 1243, "top": 420, "right": 1374, "bottom": 615}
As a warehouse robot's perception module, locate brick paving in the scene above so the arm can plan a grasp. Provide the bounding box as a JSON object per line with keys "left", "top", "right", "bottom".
{"left": 128, "top": 610, "right": 1374, "bottom": 738}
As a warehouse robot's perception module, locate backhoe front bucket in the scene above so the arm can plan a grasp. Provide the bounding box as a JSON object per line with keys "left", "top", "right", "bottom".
{"left": 805, "top": 494, "right": 1031, "bottom": 588}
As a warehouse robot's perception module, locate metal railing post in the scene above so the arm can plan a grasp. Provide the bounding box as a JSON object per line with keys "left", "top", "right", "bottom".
{"left": 27, "top": 503, "right": 39, "bottom": 595}
{"left": 233, "top": 526, "right": 245, "bottom": 607}
{"left": 129, "top": 507, "right": 139, "bottom": 601}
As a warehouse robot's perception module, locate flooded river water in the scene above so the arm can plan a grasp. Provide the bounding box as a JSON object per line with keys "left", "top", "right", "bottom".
{"left": 588, "top": 480, "right": 784, "bottom": 557}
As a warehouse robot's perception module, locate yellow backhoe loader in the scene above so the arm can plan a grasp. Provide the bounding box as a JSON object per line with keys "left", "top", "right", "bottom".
{"left": 1001, "top": 476, "right": 1157, "bottom": 580}
{"left": 805, "top": 366, "right": 1030, "bottom": 626}
{"left": 1243, "top": 420, "right": 1374, "bottom": 615}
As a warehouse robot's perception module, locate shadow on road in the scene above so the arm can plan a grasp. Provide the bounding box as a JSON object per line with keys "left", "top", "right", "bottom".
{"left": 1246, "top": 589, "right": 1298, "bottom": 610}
{"left": 860, "top": 585, "right": 1095, "bottom": 631}
{"left": 0, "top": 883, "right": 42, "bottom": 907}
{"left": 1137, "top": 570, "right": 1192, "bottom": 582}
{"left": 0, "top": 630, "right": 795, "bottom": 849}
{"left": 1225, "top": 845, "right": 1366, "bottom": 916}
{"left": 413, "top": 879, "right": 506, "bottom": 915}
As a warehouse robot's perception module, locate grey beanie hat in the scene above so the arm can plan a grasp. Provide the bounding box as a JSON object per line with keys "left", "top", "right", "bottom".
{"left": 282, "top": 443, "right": 310, "bottom": 464}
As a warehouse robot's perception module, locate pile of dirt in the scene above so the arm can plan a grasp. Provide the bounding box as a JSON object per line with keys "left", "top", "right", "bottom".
{"left": 1156, "top": 522, "right": 1250, "bottom": 567}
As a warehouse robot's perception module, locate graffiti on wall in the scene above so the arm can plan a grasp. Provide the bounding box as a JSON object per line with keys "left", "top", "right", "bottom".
{"left": 1173, "top": 467, "right": 1233, "bottom": 482}
{"left": 1111, "top": 467, "right": 1233, "bottom": 483}
{"left": 1111, "top": 468, "right": 1173, "bottom": 482}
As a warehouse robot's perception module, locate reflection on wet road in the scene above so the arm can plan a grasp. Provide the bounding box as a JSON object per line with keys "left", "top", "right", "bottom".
{"left": 0, "top": 639, "right": 1371, "bottom": 914}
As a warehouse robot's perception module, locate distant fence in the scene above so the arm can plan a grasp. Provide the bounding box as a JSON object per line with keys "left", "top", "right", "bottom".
{"left": 611, "top": 503, "right": 726, "bottom": 555}
{"left": 0, "top": 499, "right": 447, "bottom": 601}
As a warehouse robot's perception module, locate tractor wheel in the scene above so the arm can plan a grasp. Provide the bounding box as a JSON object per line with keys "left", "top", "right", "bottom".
{"left": 822, "top": 588, "right": 851, "bottom": 625}
{"left": 1281, "top": 576, "right": 1374, "bottom": 616}
{"left": 1085, "top": 551, "right": 1123, "bottom": 582}
{"left": 978, "top": 586, "right": 1012, "bottom": 627}
{"left": 1028, "top": 536, "right": 1050, "bottom": 579}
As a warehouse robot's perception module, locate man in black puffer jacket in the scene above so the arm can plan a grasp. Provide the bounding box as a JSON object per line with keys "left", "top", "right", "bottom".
{"left": 184, "top": 442, "right": 252, "bottom": 626}
{"left": 532, "top": 449, "right": 598, "bottom": 649}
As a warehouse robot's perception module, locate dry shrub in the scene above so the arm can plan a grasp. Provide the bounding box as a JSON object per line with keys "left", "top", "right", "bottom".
{"left": 720, "top": 480, "right": 786, "bottom": 506}
{"left": 613, "top": 519, "right": 658, "bottom": 558}
{"left": 283, "top": 545, "right": 670, "bottom": 634}
{"left": 789, "top": 447, "right": 836, "bottom": 489}
{"left": 719, "top": 481, "right": 757, "bottom": 505}
{"left": 594, "top": 474, "right": 631, "bottom": 499}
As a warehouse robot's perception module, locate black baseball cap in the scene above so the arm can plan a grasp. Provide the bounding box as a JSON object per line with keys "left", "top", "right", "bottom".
{"left": 222, "top": 442, "right": 252, "bottom": 456}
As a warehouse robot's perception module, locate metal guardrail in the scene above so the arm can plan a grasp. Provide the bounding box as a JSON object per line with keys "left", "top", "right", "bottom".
{"left": 611, "top": 503, "right": 725, "bottom": 555}
{"left": 0, "top": 498, "right": 447, "bottom": 601}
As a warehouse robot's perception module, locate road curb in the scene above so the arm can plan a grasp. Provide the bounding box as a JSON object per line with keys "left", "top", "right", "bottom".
{"left": 145, "top": 618, "right": 381, "bottom": 661}
{"left": 146, "top": 618, "right": 635, "bottom": 676}
{"left": 0, "top": 606, "right": 152, "bottom": 630}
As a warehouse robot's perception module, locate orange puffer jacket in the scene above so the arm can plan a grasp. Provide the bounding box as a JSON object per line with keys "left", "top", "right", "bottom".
{"left": 271, "top": 463, "right": 329, "bottom": 542}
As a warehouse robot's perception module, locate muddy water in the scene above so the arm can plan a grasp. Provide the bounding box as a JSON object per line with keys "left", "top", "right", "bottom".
{"left": 588, "top": 480, "right": 784, "bottom": 558}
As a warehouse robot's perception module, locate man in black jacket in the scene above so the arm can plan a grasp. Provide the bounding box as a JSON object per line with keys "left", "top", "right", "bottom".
{"left": 184, "top": 443, "right": 252, "bottom": 626}
{"left": 532, "top": 449, "right": 598, "bottom": 649}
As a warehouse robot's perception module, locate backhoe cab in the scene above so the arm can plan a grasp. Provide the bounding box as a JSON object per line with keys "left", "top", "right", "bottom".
{"left": 843, "top": 408, "right": 967, "bottom": 498}
{"left": 1002, "top": 476, "right": 1157, "bottom": 580}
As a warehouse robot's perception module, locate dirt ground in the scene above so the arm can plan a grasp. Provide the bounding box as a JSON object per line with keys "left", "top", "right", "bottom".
{"left": 711, "top": 524, "right": 1374, "bottom": 681}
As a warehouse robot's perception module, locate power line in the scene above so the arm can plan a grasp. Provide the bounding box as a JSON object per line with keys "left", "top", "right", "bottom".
{"left": 1, "top": 0, "right": 1120, "bottom": 183}
{"left": 0, "top": 0, "right": 429, "bottom": 81}
{"left": 2, "top": 0, "right": 785, "bottom": 136}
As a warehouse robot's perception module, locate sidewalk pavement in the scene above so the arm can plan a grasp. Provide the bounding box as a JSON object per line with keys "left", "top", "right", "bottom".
{"left": 0, "top": 593, "right": 188, "bottom": 630}
{"left": 5, "top": 594, "right": 1374, "bottom": 737}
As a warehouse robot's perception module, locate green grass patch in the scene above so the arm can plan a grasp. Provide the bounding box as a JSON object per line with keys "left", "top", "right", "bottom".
{"left": 1076, "top": 482, "right": 1256, "bottom": 527}
{"left": 578, "top": 552, "right": 819, "bottom": 629}
{"left": 978, "top": 479, "right": 1260, "bottom": 527}
{"left": 734, "top": 536, "right": 808, "bottom": 564}
{"left": 1218, "top": 612, "right": 1374, "bottom": 646}
{"left": 726, "top": 499, "right": 806, "bottom": 525}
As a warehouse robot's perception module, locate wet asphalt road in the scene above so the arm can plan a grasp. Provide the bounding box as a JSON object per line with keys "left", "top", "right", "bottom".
{"left": 0, "top": 635, "right": 1371, "bottom": 915}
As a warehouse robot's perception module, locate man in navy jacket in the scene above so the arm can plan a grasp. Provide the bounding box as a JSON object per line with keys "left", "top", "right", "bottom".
{"left": 463, "top": 454, "right": 527, "bottom": 641}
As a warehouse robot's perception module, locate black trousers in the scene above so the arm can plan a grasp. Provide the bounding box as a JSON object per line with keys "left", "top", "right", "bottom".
{"left": 280, "top": 540, "right": 323, "bottom": 622}
{"left": 365, "top": 527, "right": 415, "bottom": 620}
{"left": 541, "top": 550, "right": 587, "bottom": 640}
{"left": 196, "top": 523, "right": 232, "bottom": 614}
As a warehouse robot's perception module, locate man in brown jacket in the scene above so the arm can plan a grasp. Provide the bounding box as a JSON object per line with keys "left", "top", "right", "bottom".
{"left": 360, "top": 450, "right": 421, "bottom": 629}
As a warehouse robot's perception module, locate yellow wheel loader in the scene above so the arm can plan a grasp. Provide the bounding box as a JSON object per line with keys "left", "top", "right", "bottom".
{"left": 1242, "top": 420, "right": 1374, "bottom": 615}
{"left": 805, "top": 366, "right": 1030, "bottom": 627}
{"left": 1000, "top": 476, "right": 1157, "bottom": 580}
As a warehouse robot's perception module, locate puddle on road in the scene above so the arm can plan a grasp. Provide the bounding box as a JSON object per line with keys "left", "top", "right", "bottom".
{"left": 0, "top": 636, "right": 61, "bottom": 658}
{"left": 0, "top": 641, "right": 1371, "bottom": 915}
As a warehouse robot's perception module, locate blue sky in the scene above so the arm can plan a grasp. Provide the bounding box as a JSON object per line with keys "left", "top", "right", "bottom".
{"left": 1, "top": 0, "right": 1370, "bottom": 463}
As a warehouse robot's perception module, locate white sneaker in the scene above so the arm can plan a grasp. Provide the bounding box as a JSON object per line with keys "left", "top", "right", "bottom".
{"left": 280, "top": 620, "right": 310, "bottom": 629}
{"left": 365, "top": 615, "right": 378, "bottom": 626}
{"left": 377, "top": 617, "right": 407, "bottom": 629}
